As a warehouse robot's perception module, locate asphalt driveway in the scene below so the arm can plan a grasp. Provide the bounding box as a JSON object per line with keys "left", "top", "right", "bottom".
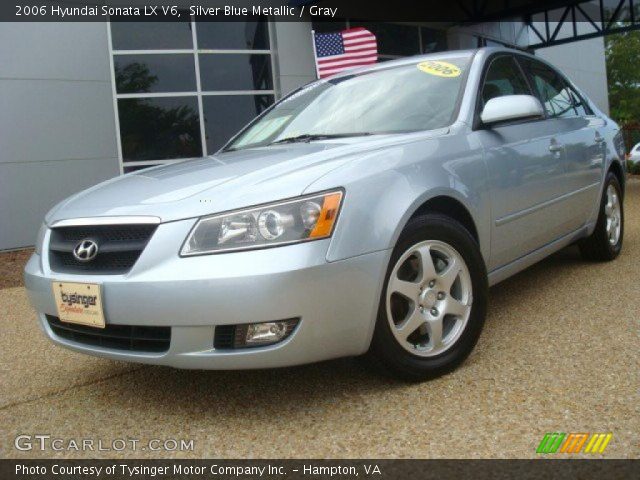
{"left": 1, "top": 179, "right": 638, "bottom": 459}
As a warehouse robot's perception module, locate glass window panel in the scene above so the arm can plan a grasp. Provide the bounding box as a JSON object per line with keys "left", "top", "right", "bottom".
{"left": 228, "top": 54, "right": 473, "bottom": 151}
{"left": 571, "top": 92, "right": 590, "bottom": 116}
{"left": 481, "top": 56, "right": 531, "bottom": 107}
{"left": 196, "top": 21, "right": 270, "bottom": 50}
{"left": 421, "top": 27, "right": 447, "bottom": 53}
{"left": 521, "top": 58, "right": 582, "bottom": 118}
{"left": 199, "top": 54, "right": 273, "bottom": 91}
{"left": 114, "top": 54, "right": 196, "bottom": 94}
{"left": 118, "top": 96, "right": 202, "bottom": 161}
{"left": 351, "top": 22, "right": 420, "bottom": 56}
{"left": 203, "top": 95, "right": 274, "bottom": 152}
{"left": 110, "top": 21, "right": 193, "bottom": 50}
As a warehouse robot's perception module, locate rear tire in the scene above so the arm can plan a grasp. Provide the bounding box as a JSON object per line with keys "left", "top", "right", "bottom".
{"left": 579, "top": 172, "right": 624, "bottom": 261}
{"left": 368, "top": 214, "right": 488, "bottom": 381}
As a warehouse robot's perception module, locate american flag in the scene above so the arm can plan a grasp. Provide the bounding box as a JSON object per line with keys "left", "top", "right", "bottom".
{"left": 313, "top": 27, "right": 378, "bottom": 79}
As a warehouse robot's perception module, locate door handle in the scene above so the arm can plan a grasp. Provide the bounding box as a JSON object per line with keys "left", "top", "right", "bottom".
{"left": 595, "top": 133, "right": 605, "bottom": 144}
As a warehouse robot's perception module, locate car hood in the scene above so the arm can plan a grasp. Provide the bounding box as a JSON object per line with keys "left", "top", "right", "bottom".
{"left": 46, "top": 131, "right": 446, "bottom": 224}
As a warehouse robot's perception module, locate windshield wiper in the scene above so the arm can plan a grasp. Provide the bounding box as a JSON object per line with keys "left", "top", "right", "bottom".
{"left": 269, "top": 132, "right": 373, "bottom": 145}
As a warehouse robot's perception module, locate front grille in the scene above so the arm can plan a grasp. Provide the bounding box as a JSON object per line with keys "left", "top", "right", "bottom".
{"left": 48, "top": 224, "right": 157, "bottom": 274}
{"left": 47, "top": 315, "right": 170, "bottom": 353}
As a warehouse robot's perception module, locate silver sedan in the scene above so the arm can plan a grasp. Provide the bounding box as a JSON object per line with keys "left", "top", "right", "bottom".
{"left": 24, "top": 48, "right": 626, "bottom": 380}
{"left": 629, "top": 142, "right": 640, "bottom": 165}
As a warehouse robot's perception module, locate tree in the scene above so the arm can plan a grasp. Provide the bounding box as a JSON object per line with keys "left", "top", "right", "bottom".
{"left": 605, "top": 30, "right": 640, "bottom": 126}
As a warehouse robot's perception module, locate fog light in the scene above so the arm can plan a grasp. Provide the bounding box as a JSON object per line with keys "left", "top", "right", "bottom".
{"left": 214, "top": 319, "right": 299, "bottom": 350}
{"left": 245, "top": 321, "right": 288, "bottom": 345}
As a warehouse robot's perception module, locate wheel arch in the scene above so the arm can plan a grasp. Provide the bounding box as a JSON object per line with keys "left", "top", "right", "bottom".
{"left": 608, "top": 160, "right": 625, "bottom": 197}
{"left": 409, "top": 195, "right": 480, "bottom": 244}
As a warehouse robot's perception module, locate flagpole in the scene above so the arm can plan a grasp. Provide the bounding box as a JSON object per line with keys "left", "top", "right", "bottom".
{"left": 311, "top": 29, "right": 320, "bottom": 79}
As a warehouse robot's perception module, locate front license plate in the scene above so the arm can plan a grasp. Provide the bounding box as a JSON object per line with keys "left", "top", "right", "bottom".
{"left": 51, "top": 282, "right": 105, "bottom": 329}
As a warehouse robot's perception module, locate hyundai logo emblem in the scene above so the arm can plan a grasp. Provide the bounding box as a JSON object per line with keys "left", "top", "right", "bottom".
{"left": 73, "top": 239, "right": 99, "bottom": 262}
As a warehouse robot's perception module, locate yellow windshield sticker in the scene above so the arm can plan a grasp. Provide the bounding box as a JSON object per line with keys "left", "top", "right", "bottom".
{"left": 417, "top": 61, "right": 461, "bottom": 78}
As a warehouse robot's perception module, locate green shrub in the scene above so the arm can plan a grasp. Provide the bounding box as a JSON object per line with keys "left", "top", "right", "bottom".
{"left": 634, "top": 162, "right": 640, "bottom": 175}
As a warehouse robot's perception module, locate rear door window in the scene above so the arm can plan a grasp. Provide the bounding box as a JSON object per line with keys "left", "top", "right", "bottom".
{"left": 520, "top": 58, "right": 591, "bottom": 118}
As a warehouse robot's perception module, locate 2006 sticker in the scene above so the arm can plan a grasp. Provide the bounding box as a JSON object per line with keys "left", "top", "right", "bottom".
{"left": 417, "top": 61, "right": 461, "bottom": 78}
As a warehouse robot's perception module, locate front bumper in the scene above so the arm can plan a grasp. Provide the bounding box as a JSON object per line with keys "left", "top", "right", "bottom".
{"left": 24, "top": 219, "right": 389, "bottom": 369}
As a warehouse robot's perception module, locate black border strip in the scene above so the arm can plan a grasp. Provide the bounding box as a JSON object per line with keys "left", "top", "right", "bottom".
{"left": 2, "top": 0, "right": 613, "bottom": 22}
{"left": 3, "top": 459, "right": 640, "bottom": 480}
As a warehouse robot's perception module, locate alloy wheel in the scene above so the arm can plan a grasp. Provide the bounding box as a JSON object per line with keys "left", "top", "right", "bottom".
{"left": 385, "top": 240, "right": 473, "bottom": 357}
{"left": 604, "top": 184, "right": 622, "bottom": 246}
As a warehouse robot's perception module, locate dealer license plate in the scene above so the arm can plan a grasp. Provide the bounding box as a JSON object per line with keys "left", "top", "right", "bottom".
{"left": 51, "top": 282, "right": 105, "bottom": 328}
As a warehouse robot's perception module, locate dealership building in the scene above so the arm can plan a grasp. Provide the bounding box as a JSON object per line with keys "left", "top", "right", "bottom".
{"left": 1, "top": 0, "right": 636, "bottom": 250}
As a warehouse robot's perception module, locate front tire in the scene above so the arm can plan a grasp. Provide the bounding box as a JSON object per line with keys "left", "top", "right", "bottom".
{"left": 579, "top": 172, "right": 624, "bottom": 261}
{"left": 369, "top": 214, "right": 488, "bottom": 381}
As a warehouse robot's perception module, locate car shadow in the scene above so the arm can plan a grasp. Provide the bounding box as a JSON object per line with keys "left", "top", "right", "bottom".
{"left": 488, "top": 244, "right": 585, "bottom": 299}
{"left": 98, "top": 356, "right": 413, "bottom": 422}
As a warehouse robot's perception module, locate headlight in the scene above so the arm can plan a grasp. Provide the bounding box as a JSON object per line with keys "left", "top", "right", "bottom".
{"left": 181, "top": 190, "right": 343, "bottom": 255}
{"left": 34, "top": 223, "right": 47, "bottom": 255}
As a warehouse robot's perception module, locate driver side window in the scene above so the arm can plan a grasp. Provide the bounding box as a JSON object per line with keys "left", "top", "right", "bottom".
{"left": 480, "top": 55, "right": 531, "bottom": 109}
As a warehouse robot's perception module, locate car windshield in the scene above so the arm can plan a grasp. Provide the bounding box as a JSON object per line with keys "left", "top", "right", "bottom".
{"left": 225, "top": 54, "right": 472, "bottom": 151}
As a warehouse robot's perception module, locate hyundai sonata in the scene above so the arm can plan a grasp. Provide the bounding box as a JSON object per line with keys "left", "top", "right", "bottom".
{"left": 25, "top": 48, "right": 626, "bottom": 380}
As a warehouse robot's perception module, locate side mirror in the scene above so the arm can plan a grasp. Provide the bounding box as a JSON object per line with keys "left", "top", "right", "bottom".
{"left": 480, "top": 95, "right": 544, "bottom": 126}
